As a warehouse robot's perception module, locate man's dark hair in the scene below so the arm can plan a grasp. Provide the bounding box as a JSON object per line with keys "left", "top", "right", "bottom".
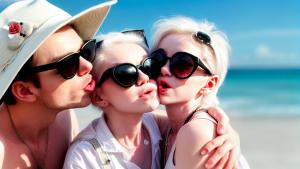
{"left": 1, "top": 56, "right": 41, "bottom": 105}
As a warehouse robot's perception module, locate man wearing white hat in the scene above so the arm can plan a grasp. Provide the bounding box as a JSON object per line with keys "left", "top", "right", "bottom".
{"left": 0, "top": 0, "right": 116, "bottom": 168}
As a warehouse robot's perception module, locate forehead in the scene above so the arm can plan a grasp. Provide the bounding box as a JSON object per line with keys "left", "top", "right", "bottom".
{"left": 158, "top": 33, "right": 204, "bottom": 57}
{"left": 33, "top": 26, "right": 83, "bottom": 65}
{"left": 103, "top": 42, "right": 147, "bottom": 64}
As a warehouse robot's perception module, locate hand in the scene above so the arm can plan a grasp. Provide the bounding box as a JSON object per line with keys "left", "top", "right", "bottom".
{"left": 201, "top": 107, "right": 240, "bottom": 169}
{"left": 207, "top": 106, "right": 230, "bottom": 135}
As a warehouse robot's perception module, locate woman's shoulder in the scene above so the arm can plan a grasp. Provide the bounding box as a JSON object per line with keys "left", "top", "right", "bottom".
{"left": 64, "top": 139, "right": 98, "bottom": 167}
{"left": 178, "top": 117, "right": 216, "bottom": 144}
{"left": 174, "top": 116, "right": 217, "bottom": 168}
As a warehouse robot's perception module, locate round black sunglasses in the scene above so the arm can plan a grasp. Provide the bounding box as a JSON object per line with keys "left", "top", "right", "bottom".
{"left": 96, "top": 57, "right": 161, "bottom": 88}
{"left": 149, "top": 48, "right": 212, "bottom": 79}
{"left": 28, "top": 39, "right": 97, "bottom": 79}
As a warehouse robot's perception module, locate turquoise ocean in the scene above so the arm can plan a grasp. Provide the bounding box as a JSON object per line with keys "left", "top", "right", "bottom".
{"left": 219, "top": 69, "right": 300, "bottom": 116}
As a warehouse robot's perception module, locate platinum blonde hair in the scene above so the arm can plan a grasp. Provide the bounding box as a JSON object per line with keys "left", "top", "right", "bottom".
{"left": 92, "top": 31, "right": 149, "bottom": 82}
{"left": 151, "top": 16, "right": 230, "bottom": 108}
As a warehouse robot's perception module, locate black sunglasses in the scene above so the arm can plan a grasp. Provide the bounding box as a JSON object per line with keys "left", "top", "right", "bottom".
{"left": 149, "top": 48, "right": 212, "bottom": 79}
{"left": 28, "top": 39, "right": 97, "bottom": 79}
{"left": 97, "top": 58, "right": 161, "bottom": 88}
{"left": 193, "top": 31, "right": 211, "bottom": 46}
{"left": 96, "top": 29, "right": 149, "bottom": 49}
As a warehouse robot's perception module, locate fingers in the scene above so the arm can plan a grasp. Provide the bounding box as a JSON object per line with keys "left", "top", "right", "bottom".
{"left": 201, "top": 134, "right": 227, "bottom": 155}
{"left": 214, "top": 152, "right": 230, "bottom": 169}
{"left": 207, "top": 107, "right": 229, "bottom": 135}
{"left": 204, "top": 139, "right": 234, "bottom": 169}
{"left": 224, "top": 146, "right": 240, "bottom": 169}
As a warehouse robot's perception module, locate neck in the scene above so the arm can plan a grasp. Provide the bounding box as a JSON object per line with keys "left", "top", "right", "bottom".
{"left": 2, "top": 103, "right": 54, "bottom": 169}
{"left": 103, "top": 108, "right": 144, "bottom": 149}
{"left": 4, "top": 103, "right": 57, "bottom": 141}
{"left": 165, "top": 100, "right": 200, "bottom": 132}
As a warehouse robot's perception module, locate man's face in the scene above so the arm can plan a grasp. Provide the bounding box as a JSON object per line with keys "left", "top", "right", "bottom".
{"left": 31, "top": 26, "right": 94, "bottom": 110}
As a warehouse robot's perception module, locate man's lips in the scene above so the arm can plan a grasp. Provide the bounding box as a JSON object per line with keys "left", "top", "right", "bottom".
{"left": 84, "top": 79, "right": 95, "bottom": 92}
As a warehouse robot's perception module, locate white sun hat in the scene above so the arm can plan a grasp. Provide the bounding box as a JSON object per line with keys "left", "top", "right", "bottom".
{"left": 0, "top": 0, "right": 117, "bottom": 101}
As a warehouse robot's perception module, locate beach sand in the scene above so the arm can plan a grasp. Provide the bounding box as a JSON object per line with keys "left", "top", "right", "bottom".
{"left": 75, "top": 106, "right": 300, "bottom": 169}
{"left": 230, "top": 116, "right": 300, "bottom": 169}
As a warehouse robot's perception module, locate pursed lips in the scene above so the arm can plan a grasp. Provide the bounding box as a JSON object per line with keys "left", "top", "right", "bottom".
{"left": 158, "top": 80, "right": 171, "bottom": 93}
{"left": 139, "top": 86, "right": 157, "bottom": 98}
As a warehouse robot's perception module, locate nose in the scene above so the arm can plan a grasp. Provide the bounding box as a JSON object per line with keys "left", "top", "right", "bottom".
{"left": 77, "top": 57, "right": 93, "bottom": 76}
{"left": 136, "top": 70, "right": 150, "bottom": 86}
{"left": 160, "top": 61, "right": 171, "bottom": 77}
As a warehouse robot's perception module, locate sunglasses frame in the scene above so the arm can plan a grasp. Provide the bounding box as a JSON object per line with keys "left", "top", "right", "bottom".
{"left": 97, "top": 56, "right": 160, "bottom": 88}
{"left": 28, "top": 39, "right": 96, "bottom": 79}
{"left": 150, "top": 48, "right": 213, "bottom": 79}
{"left": 193, "top": 31, "right": 211, "bottom": 46}
{"left": 97, "top": 63, "right": 139, "bottom": 88}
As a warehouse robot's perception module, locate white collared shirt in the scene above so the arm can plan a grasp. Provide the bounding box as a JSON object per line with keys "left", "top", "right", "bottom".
{"left": 63, "top": 113, "right": 161, "bottom": 169}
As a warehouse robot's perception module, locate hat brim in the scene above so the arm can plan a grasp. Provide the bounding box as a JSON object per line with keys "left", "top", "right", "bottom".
{"left": 0, "top": 0, "right": 117, "bottom": 100}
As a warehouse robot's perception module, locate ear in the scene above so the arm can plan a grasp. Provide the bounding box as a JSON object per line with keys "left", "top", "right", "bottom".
{"left": 11, "top": 81, "right": 37, "bottom": 103}
{"left": 200, "top": 75, "right": 219, "bottom": 94}
{"left": 91, "top": 90, "right": 109, "bottom": 108}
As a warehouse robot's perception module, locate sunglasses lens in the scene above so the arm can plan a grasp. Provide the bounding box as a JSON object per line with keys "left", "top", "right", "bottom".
{"left": 141, "top": 58, "right": 161, "bottom": 79}
{"left": 171, "top": 53, "right": 195, "bottom": 78}
{"left": 150, "top": 49, "right": 168, "bottom": 67}
{"left": 81, "top": 40, "right": 96, "bottom": 63}
{"left": 114, "top": 64, "right": 138, "bottom": 87}
{"left": 58, "top": 54, "right": 79, "bottom": 79}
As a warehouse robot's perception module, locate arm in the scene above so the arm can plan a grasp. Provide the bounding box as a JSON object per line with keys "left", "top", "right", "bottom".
{"left": 202, "top": 107, "right": 240, "bottom": 169}
{"left": 175, "top": 118, "right": 216, "bottom": 169}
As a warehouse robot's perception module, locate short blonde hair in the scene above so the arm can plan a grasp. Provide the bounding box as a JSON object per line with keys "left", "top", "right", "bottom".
{"left": 151, "top": 16, "right": 230, "bottom": 107}
{"left": 92, "top": 31, "right": 149, "bottom": 82}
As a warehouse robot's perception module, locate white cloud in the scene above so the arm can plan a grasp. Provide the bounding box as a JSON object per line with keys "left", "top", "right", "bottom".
{"left": 255, "top": 44, "right": 271, "bottom": 57}
{"left": 230, "top": 42, "right": 300, "bottom": 68}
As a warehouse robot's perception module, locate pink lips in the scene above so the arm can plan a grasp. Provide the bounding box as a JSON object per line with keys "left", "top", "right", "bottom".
{"left": 139, "top": 88, "right": 155, "bottom": 99}
{"left": 84, "top": 79, "right": 95, "bottom": 92}
{"left": 158, "top": 80, "right": 170, "bottom": 93}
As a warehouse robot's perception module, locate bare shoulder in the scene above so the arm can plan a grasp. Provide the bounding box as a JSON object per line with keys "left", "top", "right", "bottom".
{"left": 175, "top": 119, "right": 217, "bottom": 169}
{"left": 177, "top": 118, "right": 217, "bottom": 148}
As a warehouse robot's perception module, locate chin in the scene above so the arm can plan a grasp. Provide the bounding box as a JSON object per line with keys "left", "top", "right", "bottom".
{"left": 68, "top": 98, "right": 91, "bottom": 109}
{"left": 158, "top": 98, "right": 168, "bottom": 105}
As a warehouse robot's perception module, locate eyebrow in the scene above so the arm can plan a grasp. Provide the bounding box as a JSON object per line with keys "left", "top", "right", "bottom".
{"left": 49, "top": 40, "right": 84, "bottom": 63}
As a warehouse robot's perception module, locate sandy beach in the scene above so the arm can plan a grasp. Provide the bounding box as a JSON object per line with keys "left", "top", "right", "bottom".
{"left": 75, "top": 106, "right": 300, "bottom": 169}
{"left": 230, "top": 116, "right": 300, "bottom": 169}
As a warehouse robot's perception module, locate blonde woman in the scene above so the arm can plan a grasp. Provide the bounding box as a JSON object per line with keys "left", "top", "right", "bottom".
{"left": 149, "top": 16, "right": 250, "bottom": 169}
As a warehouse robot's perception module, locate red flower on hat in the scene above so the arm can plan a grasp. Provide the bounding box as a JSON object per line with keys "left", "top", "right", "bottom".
{"left": 8, "top": 22, "right": 22, "bottom": 34}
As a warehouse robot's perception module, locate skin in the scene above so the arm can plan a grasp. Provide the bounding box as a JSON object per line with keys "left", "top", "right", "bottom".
{"left": 91, "top": 42, "right": 159, "bottom": 168}
{"left": 90, "top": 36, "right": 239, "bottom": 169}
{"left": 0, "top": 26, "right": 93, "bottom": 169}
{"left": 156, "top": 32, "right": 232, "bottom": 169}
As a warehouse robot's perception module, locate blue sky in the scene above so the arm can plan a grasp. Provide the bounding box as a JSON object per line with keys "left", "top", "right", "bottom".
{"left": 1, "top": 0, "right": 300, "bottom": 68}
